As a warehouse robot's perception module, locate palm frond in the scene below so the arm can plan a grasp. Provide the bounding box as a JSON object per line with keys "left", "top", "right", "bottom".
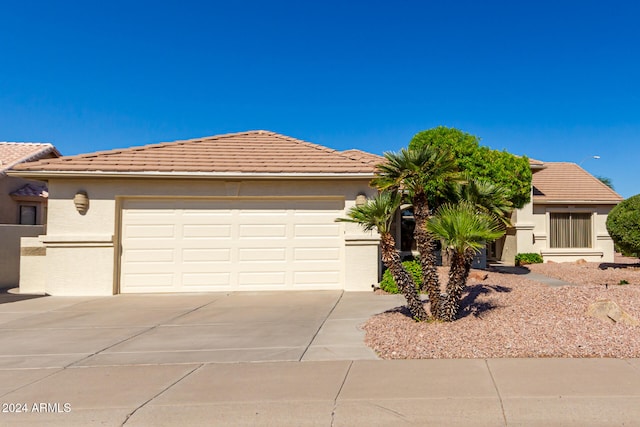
{"left": 336, "top": 191, "right": 402, "bottom": 235}
{"left": 427, "top": 202, "right": 505, "bottom": 255}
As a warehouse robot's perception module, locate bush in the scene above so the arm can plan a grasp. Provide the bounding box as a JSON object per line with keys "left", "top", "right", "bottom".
{"left": 379, "top": 260, "right": 422, "bottom": 293}
{"left": 607, "top": 194, "right": 640, "bottom": 257}
{"left": 515, "top": 253, "right": 543, "bottom": 266}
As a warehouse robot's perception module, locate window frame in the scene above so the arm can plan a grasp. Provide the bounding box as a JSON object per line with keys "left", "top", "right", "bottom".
{"left": 548, "top": 209, "right": 594, "bottom": 249}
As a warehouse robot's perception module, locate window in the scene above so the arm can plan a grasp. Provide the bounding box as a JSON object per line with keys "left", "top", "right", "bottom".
{"left": 19, "top": 205, "right": 37, "bottom": 225}
{"left": 550, "top": 212, "right": 592, "bottom": 248}
{"left": 400, "top": 208, "right": 416, "bottom": 251}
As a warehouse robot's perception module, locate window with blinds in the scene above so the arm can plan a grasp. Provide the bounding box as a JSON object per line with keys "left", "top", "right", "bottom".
{"left": 550, "top": 212, "right": 592, "bottom": 248}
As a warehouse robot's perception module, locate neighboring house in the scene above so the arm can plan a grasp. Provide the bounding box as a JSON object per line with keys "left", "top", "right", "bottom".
{"left": 10, "top": 131, "right": 380, "bottom": 296}
{"left": 0, "top": 142, "right": 61, "bottom": 288}
{"left": 0, "top": 142, "right": 60, "bottom": 224}
{"left": 494, "top": 160, "right": 623, "bottom": 264}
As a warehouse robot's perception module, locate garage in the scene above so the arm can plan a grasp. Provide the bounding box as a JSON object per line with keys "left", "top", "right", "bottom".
{"left": 119, "top": 198, "right": 345, "bottom": 292}
{"left": 13, "top": 130, "right": 381, "bottom": 295}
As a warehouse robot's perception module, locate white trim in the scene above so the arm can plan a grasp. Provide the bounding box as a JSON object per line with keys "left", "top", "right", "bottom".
{"left": 8, "top": 170, "right": 376, "bottom": 180}
{"left": 534, "top": 199, "right": 620, "bottom": 205}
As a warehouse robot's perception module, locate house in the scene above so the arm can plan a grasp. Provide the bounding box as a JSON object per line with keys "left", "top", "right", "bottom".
{"left": 9, "top": 131, "right": 381, "bottom": 295}
{"left": 0, "top": 142, "right": 60, "bottom": 225}
{"left": 0, "top": 142, "right": 60, "bottom": 288}
{"left": 493, "top": 159, "right": 623, "bottom": 264}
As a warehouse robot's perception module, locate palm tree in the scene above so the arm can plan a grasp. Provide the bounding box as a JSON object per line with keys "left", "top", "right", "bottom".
{"left": 372, "top": 146, "right": 460, "bottom": 318}
{"left": 455, "top": 177, "right": 514, "bottom": 227}
{"left": 427, "top": 202, "right": 504, "bottom": 321}
{"left": 337, "top": 191, "right": 429, "bottom": 321}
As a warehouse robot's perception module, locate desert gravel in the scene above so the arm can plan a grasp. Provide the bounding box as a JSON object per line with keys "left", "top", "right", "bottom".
{"left": 363, "top": 257, "right": 640, "bottom": 359}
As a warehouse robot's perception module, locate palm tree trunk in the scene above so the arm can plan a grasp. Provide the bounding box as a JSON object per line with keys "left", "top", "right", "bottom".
{"left": 412, "top": 192, "right": 441, "bottom": 319}
{"left": 380, "top": 233, "right": 429, "bottom": 322}
{"left": 440, "top": 249, "right": 475, "bottom": 322}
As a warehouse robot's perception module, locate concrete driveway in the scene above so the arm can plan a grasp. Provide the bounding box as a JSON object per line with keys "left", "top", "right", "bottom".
{"left": 0, "top": 290, "right": 405, "bottom": 369}
{"left": 2, "top": 291, "right": 640, "bottom": 426}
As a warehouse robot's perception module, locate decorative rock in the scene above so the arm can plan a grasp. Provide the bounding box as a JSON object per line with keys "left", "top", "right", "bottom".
{"left": 576, "top": 259, "right": 588, "bottom": 265}
{"left": 587, "top": 299, "right": 640, "bottom": 326}
{"left": 468, "top": 271, "right": 488, "bottom": 281}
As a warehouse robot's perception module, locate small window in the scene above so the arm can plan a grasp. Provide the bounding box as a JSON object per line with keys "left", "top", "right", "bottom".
{"left": 550, "top": 212, "right": 592, "bottom": 248}
{"left": 19, "top": 205, "right": 37, "bottom": 225}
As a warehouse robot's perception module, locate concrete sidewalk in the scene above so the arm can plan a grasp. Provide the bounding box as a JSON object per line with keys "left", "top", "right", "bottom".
{"left": 1, "top": 358, "right": 640, "bottom": 426}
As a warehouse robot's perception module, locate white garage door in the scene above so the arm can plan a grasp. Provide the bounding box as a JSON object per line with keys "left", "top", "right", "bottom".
{"left": 119, "top": 198, "right": 345, "bottom": 293}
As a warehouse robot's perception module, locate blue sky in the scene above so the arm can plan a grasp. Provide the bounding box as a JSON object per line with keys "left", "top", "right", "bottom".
{"left": 2, "top": 0, "right": 638, "bottom": 197}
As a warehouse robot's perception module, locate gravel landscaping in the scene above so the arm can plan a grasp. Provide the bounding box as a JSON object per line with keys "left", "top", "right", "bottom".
{"left": 363, "top": 256, "right": 640, "bottom": 359}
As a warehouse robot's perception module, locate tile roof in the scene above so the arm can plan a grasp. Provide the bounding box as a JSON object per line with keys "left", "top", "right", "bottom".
{"left": 13, "top": 131, "right": 377, "bottom": 175}
{"left": 341, "top": 149, "right": 384, "bottom": 166}
{"left": 0, "top": 142, "right": 60, "bottom": 174}
{"left": 10, "top": 183, "right": 48, "bottom": 199}
{"left": 528, "top": 158, "right": 545, "bottom": 167}
{"left": 533, "top": 162, "right": 622, "bottom": 203}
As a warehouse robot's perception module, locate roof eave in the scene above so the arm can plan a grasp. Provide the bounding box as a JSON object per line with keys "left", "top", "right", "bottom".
{"left": 7, "top": 170, "right": 377, "bottom": 180}
{"left": 533, "top": 198, "right": 622, "bottom": 205}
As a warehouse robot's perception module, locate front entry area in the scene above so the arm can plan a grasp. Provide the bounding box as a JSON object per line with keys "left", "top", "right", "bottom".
{"left": 119, "top": 198, "right": 345, "bottom": 293}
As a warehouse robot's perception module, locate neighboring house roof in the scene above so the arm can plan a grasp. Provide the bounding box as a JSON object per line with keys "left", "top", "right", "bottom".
{"left": 341, "top": 149, "right": 384, "bottom": 166}
{"left": 528, "top": 158, "right": 545, "bottom": 172}
{"left": 10, "top": 183, "right": 48, "bottom": 201}
{"left": 532, "top": 162, "right": 622, "bottom": 204}
{"left": 12, "top": 131, "right": 377, "bottom": 177}
{"left": 0, "top": 142, "right": 61, "bottom": 175}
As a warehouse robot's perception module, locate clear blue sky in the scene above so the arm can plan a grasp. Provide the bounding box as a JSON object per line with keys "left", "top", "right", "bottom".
{"left": 2, "top": 1, "right": 638, "bottom": 197}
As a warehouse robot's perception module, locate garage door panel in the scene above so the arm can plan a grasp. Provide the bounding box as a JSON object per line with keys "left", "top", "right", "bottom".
{"left": 126, "top": 249, "right": 175, "bottom": 263}
{"left": 183, "top": 224, "right": 231, "bottom": 238}
{"left": 238, "top": 272, "right": 286, "bottom": 287}
{"left": 238, "top": 248, "right": 286, "bottom": 261}
{"left": 125, "top": 225, "right": 176, "bottom": 238}
{"left": 294, "top": 224, "right": 340, "bottom": 237}
{"left": 123, "top": 273, "right": 175, "bottom": 288}
{"left": 239, "top": 224, "right": 287, "bottom": 238}
{"left": 182, "top": 273, "right": 231, "bottom": 287}
{"left": 294, "top": 247, "right": 340, "bottom": 261}
{"left": 294, "top": 271, "right": 341, "bottom": 286}
{"left": 182, "top": 248, "right": 231, "bottom": 262}
{"left": 120, "top": 198, "right": 344, "bottom": 293}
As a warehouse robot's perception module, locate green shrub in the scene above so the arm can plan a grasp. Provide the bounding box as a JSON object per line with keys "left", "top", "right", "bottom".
{"left": 619, "top": 279, "right": 630, "bottom": 285}
{"left": 607, "top": 194, "right": 640, "bottom": 257}
{"left": 379, "top": 260, "right": 422, "bottom": 293}
{"left": 515, "top": 253, "right": 543, "bottom": 266}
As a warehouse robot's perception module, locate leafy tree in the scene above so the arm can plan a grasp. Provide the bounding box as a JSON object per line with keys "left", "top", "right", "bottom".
{"left": 409, "top": 126, "right": 532, "bottom": 209}
{"left": 337, "top": 192, "right": 429, "bottom": 321}
{"left": 371, "top": 146, "right": 460, "bottom": 318}
{"left": 427, "top": 202, "right": 504, "bottom": 321}
{"left": 607, "top": 194, "right": 640, "bottom": 257}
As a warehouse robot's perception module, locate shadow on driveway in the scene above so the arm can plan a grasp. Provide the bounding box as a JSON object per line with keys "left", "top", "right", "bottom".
{"left": 0, "top": 289, "right": 47, "bottom": 305}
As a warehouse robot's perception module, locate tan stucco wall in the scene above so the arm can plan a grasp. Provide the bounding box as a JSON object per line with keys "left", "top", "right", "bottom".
{"left": 0, "top": 225, "right": 44, "bottom": 288}
{"left": 24, "top": 177, "right": 379, "bottom": 295}
{"left": 507, "top": 201, "right": 617, "bottom": 264}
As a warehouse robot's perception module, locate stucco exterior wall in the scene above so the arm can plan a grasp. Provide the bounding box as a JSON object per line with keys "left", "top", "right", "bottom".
{"left": 501, "top": 199, "right": 617, "bottom": 264}
{"left": 0, "top": 225, "right": 44, "bottom": 288}
{"left": 23, "top": 177, "right": 379, "bottom": 295}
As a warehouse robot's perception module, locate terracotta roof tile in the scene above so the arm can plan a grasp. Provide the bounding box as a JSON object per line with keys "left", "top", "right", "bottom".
{"left": 341, "top": 149, "right": 384, "bottom": 166}
{"left": 533, "top": 162, "right": 622, "bottom": 203}
{"left": 0, "top": 142, "right": 60, "bottom": 174}
{"left": 13, "top": 131, "right": 377, "bottom": 175}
